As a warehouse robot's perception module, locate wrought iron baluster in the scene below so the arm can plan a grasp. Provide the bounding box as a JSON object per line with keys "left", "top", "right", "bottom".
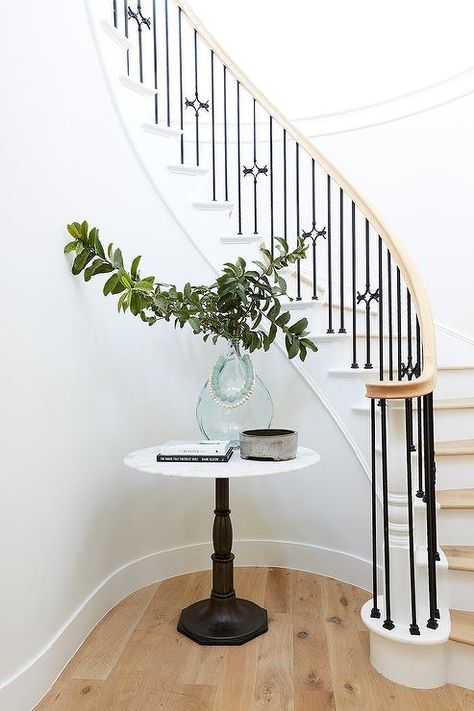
{"left": 269, "top": 115, "right": 274, "bottom": 254}
{"left": 178, "top": 7, "right": 184, "bottom": 165}
{"left": 243, "top": 99, "right": 267, "bottom": 234}
{"left": 396, "top": 266, "right": 402, "bottom": 379}
{"left": 210, "top": 51, "right": 216, "bottom": 200}
{"left": 128, "top": 1, "right": 151, "bottom": 84}
{"left": 123, "top": 0, "right": 130, "bottom": 75}
{"left": 380, "top": 398, "right": 394, "bottom": 630}
{"left": 416, "top": 318, "right": 424, "bottom": 498}
{"left": 237, "top": 82, "right": 242, "bottom": 233}
{"left": 296, "top": 144, "right": 301, "bottom": 299}
{"left": 283, "top": 129, "right": 287, "bottom": 241}
{"left": 387, "top": 251, "right": 394, "bottom": 380}
{"left": 378, "top": 236, "right": 384, "bottom": 381}
{"left": 185, "top": 30, "right": 209, "bottom": 166}
{"left": 302, "top": 159, "right": 326, "bottom": 300}
{"left": 401, "top": 291, "right": 416, "bottom": 450}
{"left": 327, "top": 175, "right": 334, "bottom": 333}
{"left": 113, "top": 0, "right": 118, "bottom": 28}
{"left": 152, "top": 0, "right": 159, "bottom": 123}
{"left": 223, "top": 66, "right": 228, "bottom": 200}
{"left": 351, "top": 201, "right": 358, "bottom": 368}
{"left": 370, "top": 398, "right": 381, "bottom": 619}
{"left": 424, "top": 392, "right": 439, "bottom": 629}
{"left": 357, "top": 219, "right": 379, "bottom": 369}
{"left": 405, "top": 398, "right": 420, "bottom": 635}
{"left": 164, "top": 0, "right": 170, "bottom": 126}
{"left": 338, "top": 188, "right": 346, "bottom": 333}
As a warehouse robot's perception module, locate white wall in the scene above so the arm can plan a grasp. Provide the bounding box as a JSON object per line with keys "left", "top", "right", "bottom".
{"left": 188, "top": 0, "right": 474, "bottom": 342}
{"left": 0, "top": 1, "right": 373, "bottom": 708}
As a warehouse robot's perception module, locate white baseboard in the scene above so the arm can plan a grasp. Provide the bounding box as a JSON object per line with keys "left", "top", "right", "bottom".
{"left": 2, "top": 539, "right": 371, "bottom": 711}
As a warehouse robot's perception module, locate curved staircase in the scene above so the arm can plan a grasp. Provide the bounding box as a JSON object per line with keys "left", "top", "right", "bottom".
{"left": 86, "top": 0, "right": 474, "bottom": 690}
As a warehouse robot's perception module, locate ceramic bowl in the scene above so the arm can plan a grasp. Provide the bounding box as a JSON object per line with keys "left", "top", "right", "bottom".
{"left": 239, "top": 429, "right": 298, "bottom": 461}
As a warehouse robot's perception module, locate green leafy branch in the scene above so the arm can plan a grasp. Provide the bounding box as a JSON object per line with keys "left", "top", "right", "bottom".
{"left": 64, "top": 221, "right": 318, "bottom": 361}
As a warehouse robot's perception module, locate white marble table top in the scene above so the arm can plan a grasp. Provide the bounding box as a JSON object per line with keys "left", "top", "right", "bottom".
{"left": 124, "top": 446, "right": 320, "bottom": 479}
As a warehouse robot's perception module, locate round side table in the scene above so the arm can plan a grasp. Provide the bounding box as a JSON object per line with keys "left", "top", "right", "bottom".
{"left": 124, "top": 446, "right": 320, "bottom": 646}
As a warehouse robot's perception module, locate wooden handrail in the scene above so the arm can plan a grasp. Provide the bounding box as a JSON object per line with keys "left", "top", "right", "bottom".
{"left": 174, "top": 0, "right": 437, "bottom": 399}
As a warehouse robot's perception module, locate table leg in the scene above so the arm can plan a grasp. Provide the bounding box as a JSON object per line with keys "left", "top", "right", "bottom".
{"left": 177, "top": 477, "right": 268, "bottom": 645}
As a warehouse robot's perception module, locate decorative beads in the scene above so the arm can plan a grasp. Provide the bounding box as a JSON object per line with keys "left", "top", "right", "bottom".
{"left": 208, "top": 353, "right": 256, "bottom": 409}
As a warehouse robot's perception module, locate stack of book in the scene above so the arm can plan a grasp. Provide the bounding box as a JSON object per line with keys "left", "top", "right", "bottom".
{"left": 156, "top": 440, "right": 233, "bottom": 463}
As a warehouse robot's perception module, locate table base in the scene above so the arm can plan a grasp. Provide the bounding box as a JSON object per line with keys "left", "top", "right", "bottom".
{"left": 178, "top": 596, "right": 268, "bottom": 646}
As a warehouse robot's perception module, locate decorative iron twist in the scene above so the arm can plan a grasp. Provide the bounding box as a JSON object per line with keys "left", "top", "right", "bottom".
{"left": 127, "top": 2, "right": 151, "bottom": 30}
{"left": 400, "top": 357, "right": 420, "bottom": 381}
{"left": 185, "top": 92, "right": 210, "bottom": 116}
{"left": 356, "top": 285, "right": 380, "bottom": 307}
{"left": 302, "top": 223, "right": 327, "bottom": 245}
{"left": 243, "top": 161, "right": 268, "bottom": 183}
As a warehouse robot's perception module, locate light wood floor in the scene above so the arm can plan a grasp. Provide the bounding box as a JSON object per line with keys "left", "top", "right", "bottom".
{"left": 36, "top": 567, "right": 474, "bottom": 710}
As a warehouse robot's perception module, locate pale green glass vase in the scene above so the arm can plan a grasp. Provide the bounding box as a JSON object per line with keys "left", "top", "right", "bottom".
{"left": 196, "top": 341, "right": 273, "bottom": 447}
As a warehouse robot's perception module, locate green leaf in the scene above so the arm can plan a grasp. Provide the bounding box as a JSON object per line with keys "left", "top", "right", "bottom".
{"left": 300, "top": 337, "right": 318, "bottom": 352}
{"left": 92, "top": 262, "right": 114, "bottom": 276}
{"left": 94, "top": 231, "right": 105, "bottom": 259}
{"left": 131, "top": 255, "right": 142, "bottom": 279}
{"left": 276, "top": 311, "right": 291, "bottom": 327}
{"left": 268, "top": 322, "right": 277, "bottom": 344}
{"left": 117, "top": 292, "right": 128, "bottom": 312}
{"left": 71, "top": 249, "right": 93, "bottom": 275}
{"left": 64, "top": 241, "right": 77, "bottom": 254}
{"left": 113, "top": 248, "right": 124, "bottom": 269}
{"left": 287, "top": 337, "right": 300, "bottom": 359}
{"left": 188, "top": 317, "right": 201, "bottom": 333}
{"left": 84, "top": 258, "right": 104, "bottom": 282}
{"left": 134, "top": 279, "right": 154, "bottom": 292}
{"left": 153, "top": 294, "right": 168, "bottom": 310}
{"left": 118, "top": 269, "right": 133, "bottom": 288}
{"left": 103, "top": 274, "right": 118, "bottom": 296}
{"left": 289, "top": 317, "right": 308, "bottom": 335}
{"left": 67, "top": 223, "right": 81, "bottom": 240}
{"left": 130, "top": 291, "right": 143, "bottom": 316}
{"left": 267, "top": 300, "right": 281, "bottom": 322}
{"left": 80, "top": 221, "right": 89, "bottom": 239}
{"left": 111, "top": 280, "right": 126, "bottom": 295}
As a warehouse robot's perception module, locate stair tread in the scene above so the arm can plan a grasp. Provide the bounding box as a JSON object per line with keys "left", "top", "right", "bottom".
{"left": 438, "top": 489, "right": 474, "bottom": 509}
{"left": 450, "top": 609, "right": 474, "bottom": 646}
{"left": 434, "top": 397, "right": 474, "bottom": 410}
{"left": 442, "top": 545, "right": 474, "bottom": 572}
{"left": 436, "top": 439, "right": 474, "bottom": 456}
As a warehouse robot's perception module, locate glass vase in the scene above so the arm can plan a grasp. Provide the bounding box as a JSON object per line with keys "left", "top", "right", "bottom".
{"left": 196, "top": 341, "right": 273, "bottom": 447}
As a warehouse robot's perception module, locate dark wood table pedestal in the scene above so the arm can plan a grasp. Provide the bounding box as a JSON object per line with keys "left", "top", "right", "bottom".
{"left": 177, "top": 477, "right": 268, "bottom": 645}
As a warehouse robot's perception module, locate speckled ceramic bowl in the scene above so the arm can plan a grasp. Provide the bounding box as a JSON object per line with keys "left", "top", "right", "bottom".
{"left": 239, "top": 429, "right": 298, "bottom": 461}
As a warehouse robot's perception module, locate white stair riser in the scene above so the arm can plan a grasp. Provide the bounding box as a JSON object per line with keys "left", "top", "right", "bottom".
{"left": 313, "top": 303, "right": 378, "bottom": 335}
{"left": 438, "top": 509, "right": 474, "bottom": 545}
{"left": 448, "top": 640, "right": 474, "bottom": 689}
{"left": 435, "top": 370, "right": 474, "bottom": 399}
{"left": 446, "top": 569, "right": 474, "bottom": 611}
{"left": 435, "top": 455, "right": 474, "bottom": 490}
{"left": 433, "top": 409, "right": 474, "bottom": 441}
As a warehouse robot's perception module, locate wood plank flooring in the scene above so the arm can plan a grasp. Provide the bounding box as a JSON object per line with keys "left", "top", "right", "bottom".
{"left": 35, "top": 568, "right": 474, "bottom": 710}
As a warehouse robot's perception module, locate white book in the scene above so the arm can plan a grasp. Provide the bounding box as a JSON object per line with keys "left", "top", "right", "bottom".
{"left": 159, "top": 440, "right": 232, "bottom": 456}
